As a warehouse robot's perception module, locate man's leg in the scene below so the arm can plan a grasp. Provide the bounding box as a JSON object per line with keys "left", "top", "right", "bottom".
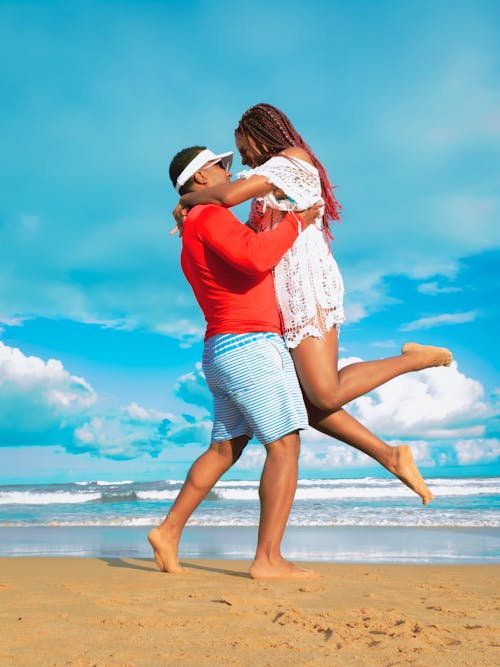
{"left": 148, "top": 435, "right": 248, "bottom": 573}
{"left": 201, "top": 332, "right": 310, "bottom": 578}
{"left": 250, "top": 431, "right": 316, "bottom": 579}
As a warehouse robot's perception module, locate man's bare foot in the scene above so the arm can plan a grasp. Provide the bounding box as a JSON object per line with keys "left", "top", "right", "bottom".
{"left": 249, "top": 556, "right": 318, "bottom": 580}
{"left": 402, "top": 342, "right": 453, "bottom": 369}
{"left": 147, "top": 526, "right": 186, "bottom": 574}
{"left": 388, "top": 445, "right": 434, "bottom": 505}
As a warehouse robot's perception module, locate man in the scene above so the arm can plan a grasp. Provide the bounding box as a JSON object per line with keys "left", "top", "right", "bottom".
{"left": 148, "top": 146, "right": 320, "bottom": 579}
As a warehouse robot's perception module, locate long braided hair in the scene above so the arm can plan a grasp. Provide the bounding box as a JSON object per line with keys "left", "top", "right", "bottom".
{"left": 235, "top": 103, "right": 341, "bottom": 234}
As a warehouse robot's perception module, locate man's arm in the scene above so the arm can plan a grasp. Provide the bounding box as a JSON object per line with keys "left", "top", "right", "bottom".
{"left": 194, "top": 204, "right": 319, "bottom": 275}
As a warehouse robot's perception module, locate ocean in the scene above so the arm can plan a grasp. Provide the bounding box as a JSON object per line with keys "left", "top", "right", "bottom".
{"left": 1, "top": 476, "right": 499, "bottom": 563}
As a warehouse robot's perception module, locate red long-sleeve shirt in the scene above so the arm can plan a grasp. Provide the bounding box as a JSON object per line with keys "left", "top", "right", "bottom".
{"left": 180, "top": 204, "right": 300, "bottom": 339}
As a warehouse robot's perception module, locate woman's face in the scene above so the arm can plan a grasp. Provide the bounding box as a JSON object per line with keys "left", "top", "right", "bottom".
{"left": 235, "top": 132, "right": 265, "bottom": 168}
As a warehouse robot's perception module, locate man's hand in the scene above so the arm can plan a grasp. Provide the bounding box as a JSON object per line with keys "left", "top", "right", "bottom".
{"left": 297, "top": 202, "right": 321, "bottom": 229}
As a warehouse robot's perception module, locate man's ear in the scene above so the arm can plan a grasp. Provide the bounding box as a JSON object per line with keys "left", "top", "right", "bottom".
{"left": 192, "top": 170, "right": 209, "bottom": 186}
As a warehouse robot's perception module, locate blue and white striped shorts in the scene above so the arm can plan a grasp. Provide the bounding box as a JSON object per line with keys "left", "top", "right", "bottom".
{"left": 202, "top": 332, "right": 308, "bottom": 446}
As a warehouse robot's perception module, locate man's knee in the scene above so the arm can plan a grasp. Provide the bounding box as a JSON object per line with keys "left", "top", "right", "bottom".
{"left": 265, "top": 432, "right": 300, "bottom": 459}
{"left": 209, "top": 436, "right": 248, "bottom": 465}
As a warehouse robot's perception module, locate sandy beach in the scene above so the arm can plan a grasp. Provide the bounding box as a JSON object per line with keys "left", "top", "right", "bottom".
{"left": 0, "top": 558, "right": 498, "bottom": 666}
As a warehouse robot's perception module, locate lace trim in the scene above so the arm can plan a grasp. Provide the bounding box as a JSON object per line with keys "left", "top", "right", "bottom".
{"left": 284, "top": 308, "right": 345, "bottom": 349}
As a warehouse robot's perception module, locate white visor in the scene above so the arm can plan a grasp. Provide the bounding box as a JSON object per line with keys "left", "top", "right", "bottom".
{"left": 175, "top": 149, "right": 233, "bottom": 192}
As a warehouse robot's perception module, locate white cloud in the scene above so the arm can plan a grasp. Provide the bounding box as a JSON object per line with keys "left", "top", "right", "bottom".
{"left": 422, "top": 426, "right": 485, "bottom": 439}
{"left": 122, "top": 402, "right": 171, "bottom": 423}
{"left": 235, "top": 447, "right": 266, "bottom": 470}
{"left": 0, "top": 341, "right": 210, "bottom": 459}
{"left": 418, "top": 281, "right": 462, "bottom": 295}
{"left": 153, "top": 320, "right": 205, "bottom": 346}
{"left": 0, "top": 341, "right": 94, "bottom": 449}
{"left": 343, "top": 302, "right": 368, "bottom": 324}
{"left": 1, "top": 340, "right": 496, "bottom": 467}
{"left": 174, "top": 363, "right": 212, "bottom": 411}
{"left": 454, "top": 438, "right": 500, "bottom": 465}
{"left": 401, "top": 310, "right": 479, "bottom": 331}
{"left": 234, "top": 436, "right": 499, "bottom": 473}
{"left": 270, "top": 356, "right": 493, "bottom": 459}
{"left": 299, "top": 440, "right": 434, "bottom": 469}
{"left": 0, "top": 341, "right": 96, "bottom": 432}
{"left": 0, "top": 316, "right": 26, "bottom": 328}
{"left": 371, "top": 340, "right": 398, "bottom": 349}
{"left": 307, "top": 444, "right": 371, "bottom": 468}
{"left": 347, "top": 360, "right": 489, "bottom": 439}
{"left": 298, "top": 437, "right": 499, "bottom": 471}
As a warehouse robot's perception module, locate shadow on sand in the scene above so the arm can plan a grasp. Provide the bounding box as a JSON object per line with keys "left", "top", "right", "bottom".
{"left": 99, "top": 557, "right": 250, "bottom": 579}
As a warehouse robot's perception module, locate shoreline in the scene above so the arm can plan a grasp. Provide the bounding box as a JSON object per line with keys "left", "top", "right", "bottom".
{"left": 1, "top": 524, "right": 499, "bottom": 563}
{"left": 1, "top": 558, "right": 498, "bottom": 666}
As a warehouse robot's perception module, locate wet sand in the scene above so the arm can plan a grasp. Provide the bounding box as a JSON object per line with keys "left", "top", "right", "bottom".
{"left": 0, "top": 558, "right": 498, "bottom": 666}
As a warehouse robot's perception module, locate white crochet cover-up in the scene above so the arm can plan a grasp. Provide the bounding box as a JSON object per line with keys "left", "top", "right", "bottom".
{"left": 238, "top": 155, "right": 345, "bottom": 349}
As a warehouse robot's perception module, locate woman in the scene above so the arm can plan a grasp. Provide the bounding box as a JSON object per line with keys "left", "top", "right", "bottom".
{"left": 173, "top": 104, "right": 452, "bottom": 504}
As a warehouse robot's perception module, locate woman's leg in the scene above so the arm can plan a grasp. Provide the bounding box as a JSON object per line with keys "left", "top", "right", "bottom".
{"left": 291, "top": 327, "right": 452, "bottom": 413}
{"left": 306, "top": 402, "right": 433, "bottom": 504}
{"left": 148, "top": 435, "right": 248, "bottom": 573}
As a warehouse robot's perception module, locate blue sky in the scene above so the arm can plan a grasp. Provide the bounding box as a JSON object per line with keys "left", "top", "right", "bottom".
{"left": 0, "top": 0, "right": 498, "bottom": 483}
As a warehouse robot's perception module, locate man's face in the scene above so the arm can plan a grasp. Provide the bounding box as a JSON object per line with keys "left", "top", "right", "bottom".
{"left": 197, "top": 161, "right": 231, "bottom": 189}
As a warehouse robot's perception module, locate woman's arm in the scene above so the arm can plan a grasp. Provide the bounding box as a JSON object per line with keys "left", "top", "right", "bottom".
{"left": 181, "top": 174, "right": 273, "bottom": 209}
{"left": 179, "top": 150, "right": 311, "bottom": 211}
{"left": 170, "top": 154, "right": 309, "bottom": 233}
{"left": 172, "top": 175, "right": 274, "bottom": 229}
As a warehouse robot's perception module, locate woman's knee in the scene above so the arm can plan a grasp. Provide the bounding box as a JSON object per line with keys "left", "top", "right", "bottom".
{"left": 305, "top": 385, "right": 342, "bottom": 413}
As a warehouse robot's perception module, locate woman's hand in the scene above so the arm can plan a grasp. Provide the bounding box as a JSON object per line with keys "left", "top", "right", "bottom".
{"left": 170, "top": 202, "right": 189, "bottom": 236}
{"left": 272, "top": 187, "right": 287, "bottom": 200}
{"left": 297, "top": 202, "right": 321, "bottom": 229}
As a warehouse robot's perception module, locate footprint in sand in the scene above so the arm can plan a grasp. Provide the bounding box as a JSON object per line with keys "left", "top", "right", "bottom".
{"left": 298, "top": 585, "right": 325, "bottom": 593}
{"left": 272, "top": 607, "right": 333, "bottom": 638}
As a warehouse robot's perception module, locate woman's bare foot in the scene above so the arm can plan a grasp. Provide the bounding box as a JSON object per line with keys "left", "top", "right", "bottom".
{"left": 402, "top": 342, "right": 453, "bottom": 369}
{"left": 147, "top": 526, "right": 186, "bottom": 574}
{"left": 249, "top": 556, "right": 318, "bottom": 580}
{"left": 388, "top": 445, "right": 434, "bottom": 505}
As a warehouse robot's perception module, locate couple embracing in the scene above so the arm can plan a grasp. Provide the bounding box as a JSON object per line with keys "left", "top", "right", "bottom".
{"left": 148, "top": 104, "right": 452, "bottom": 579}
